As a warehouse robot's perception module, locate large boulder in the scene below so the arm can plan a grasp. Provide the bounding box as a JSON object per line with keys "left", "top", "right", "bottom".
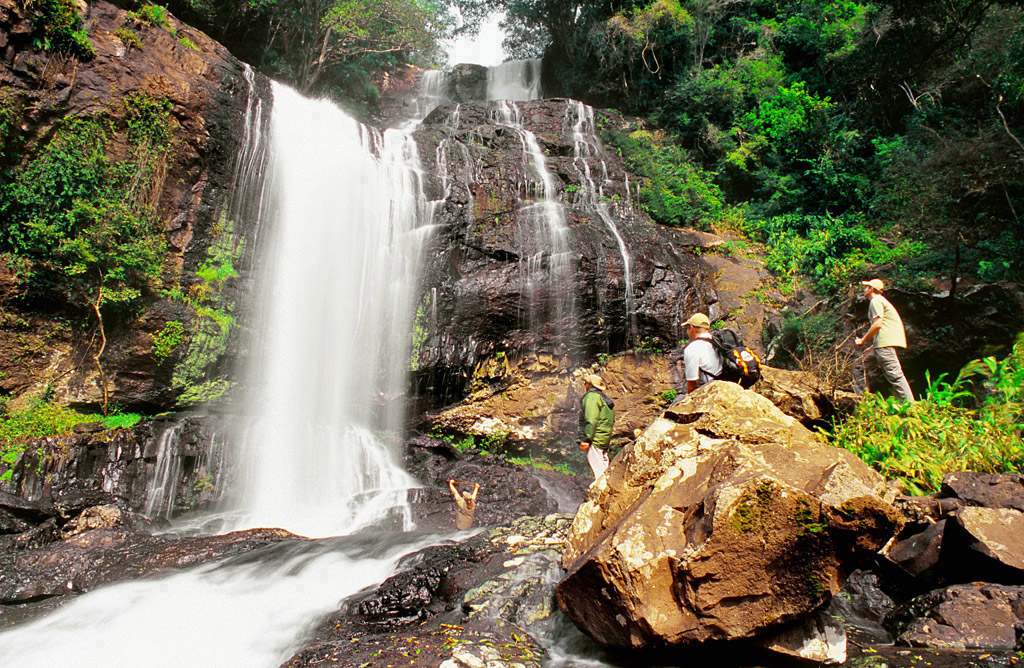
{"left": 555, "top": 381, "right": 901, "bottom": 649}
{"left": 754, "top": 366, "right": 860, "bottom": 427}
{"left": 941, "top": 471, "right": 1024, "bottom": 512}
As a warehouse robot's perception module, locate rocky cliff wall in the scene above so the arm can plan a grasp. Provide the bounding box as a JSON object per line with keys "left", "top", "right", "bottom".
{"left": 0, "top": 0, "right": 269, "bottom": 411}
{"left": 410, "top": 98, "right": 724, "bottom": 402}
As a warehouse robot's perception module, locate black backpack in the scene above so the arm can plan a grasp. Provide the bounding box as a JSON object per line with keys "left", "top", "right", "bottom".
{"left": 710, "top": 329, "right": 762, "bottom": 388}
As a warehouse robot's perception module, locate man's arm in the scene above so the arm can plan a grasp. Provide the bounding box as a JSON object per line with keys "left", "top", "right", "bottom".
{"left": 856, "top": 317, "right": 882, "bottom": 346}
{"left": 687, "top": 380, "right": 698, "bottom": 393}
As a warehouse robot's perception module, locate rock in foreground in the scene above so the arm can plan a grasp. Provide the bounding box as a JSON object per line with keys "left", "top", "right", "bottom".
{"left": 556, "top": 381, "right": 902, "bottom": 650}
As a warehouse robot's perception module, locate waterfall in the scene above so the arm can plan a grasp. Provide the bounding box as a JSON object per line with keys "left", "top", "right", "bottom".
{"left": 565, "top": 100, "right": 637, "bottom": 340}
{"left": 143, "top": 423, "right": 183, "bottom": 519}
{"left": 0, "top": 80, "right": 445, "bottom": 667}
{"left": 487, "top": 58, "right": 542, "bottom": 101}
{"left": 224, "top": 82, "right": 435, "bottom": 538}
{"left": 490, "top": 100, "right": 575, "bottom": 350}
{"left": 414, "top": 69, "right": 448, "bottom": 121}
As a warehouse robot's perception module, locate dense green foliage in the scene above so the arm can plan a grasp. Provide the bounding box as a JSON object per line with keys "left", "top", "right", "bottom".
{"left": 0, "top": 392, "right": 142, "bottom": 481}
{"left": 0, "top": 94, "right": 172, "bottom": 318}
{"left": 29, "top": 0, "right": 96, "bottom": 59}
{"left": 470, "top": 0, "right": 1023, "bottom": 294}
{"left": 831, "top": 336, "right": 1024, "bottom": 494}
{"left": 164, "top": 0, "right": 453, "bottom": 115}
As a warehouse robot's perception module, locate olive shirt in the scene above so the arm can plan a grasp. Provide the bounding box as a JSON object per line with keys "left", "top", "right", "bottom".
{"left": 578, "top": 389, "right": 615, "bottom": 450}
{"left": 867, "top": 295, "right": 907, "bottom": 348}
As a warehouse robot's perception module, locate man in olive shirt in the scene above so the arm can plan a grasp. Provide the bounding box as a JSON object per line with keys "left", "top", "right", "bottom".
{"left": 855, "top": 279, "right": 915, "bottom": 402}
{"left": 578, "top": 374, "right": 615, "bottom": 480}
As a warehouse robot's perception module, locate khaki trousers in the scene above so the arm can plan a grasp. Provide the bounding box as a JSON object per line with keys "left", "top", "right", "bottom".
{"left": 866, "top": 346, "right": 915, "bottom": 402}
{"left": 586, "top": 445, "right": 609, "bottom": 480}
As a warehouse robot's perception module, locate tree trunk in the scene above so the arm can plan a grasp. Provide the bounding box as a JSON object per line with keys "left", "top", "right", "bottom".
{"left": 90, "top": 278, "right": 109, "bottom": 416}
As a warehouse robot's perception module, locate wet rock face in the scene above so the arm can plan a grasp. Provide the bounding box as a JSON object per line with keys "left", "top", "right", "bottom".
{"left": 0, "top": 522, "right": 300, "bottom": 623}
{"left": 410, "top": 99, "right": 715, "bottom": 400}
{"left": 0, "top": 0, "right": 267, "bottom": 410}
{"left": 1, "top": 416, "right": 227, "bottom": 523}
{"left": 285, "top": 515, "right": 573, "bottom": 668}
{"left": 555, "top": 382, "right": 901, "bottom": 649}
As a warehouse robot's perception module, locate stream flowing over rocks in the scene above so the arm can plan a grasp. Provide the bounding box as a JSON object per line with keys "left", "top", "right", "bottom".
{"left": 2, "top": 3, "right": 1024, "bottom": 668}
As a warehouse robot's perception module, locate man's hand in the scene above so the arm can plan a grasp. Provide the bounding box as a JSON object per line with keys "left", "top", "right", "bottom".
{"left": 855, "top": 336, "right": 864, "bottom": 346}
{"left": 579, "top": 441, "right": 590, "bottom": 451}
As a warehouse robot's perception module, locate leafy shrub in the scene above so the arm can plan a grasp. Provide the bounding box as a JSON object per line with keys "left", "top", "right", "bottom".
{"left": 152, "top": 320, "right": 186, "bottom": 362}
{"left": 115, "top": 28, "right": 143, "bottom": 50}
{"left": 750, "top": 212, "right": 924, "bottom": 293}
{"left": 30, "top": 0, "right": 95, "bottom": 59}
{"left": 0, "top": 399, "right": 91, "bottom": 446}
{"left": 101, "top": 412, "right": 143, "bottom": 429}
{"left": 603, "top": 125, "right": 724, "bottom": 229}
{"left": 133, "top": 4, "right": 169, "bottom": 27}
{"left": 178, "top": 36, "right": 199, "bottom": 50}
{"left": 831, "top": 335, "right": 1024, "bottom": 494}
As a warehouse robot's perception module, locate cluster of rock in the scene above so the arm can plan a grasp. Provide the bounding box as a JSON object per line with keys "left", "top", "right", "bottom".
{"left": 0, "top": 416, "right": 224, "bottom": 525}
{"left": 283, "top": 515, "right": 577, "bottom": 668}
{"left": 554, "top": 381, "right": 1024, "bottom": 663}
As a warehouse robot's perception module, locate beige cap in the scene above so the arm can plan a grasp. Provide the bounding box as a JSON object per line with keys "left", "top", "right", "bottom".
{"left": 861, "top": 279, "right": 885, "bottom": 291}
{"left": 683, "top": 313, "right": 711, "bottom": 329}
{"left": 584, "top": 374, "right": 607, "bottom": 392}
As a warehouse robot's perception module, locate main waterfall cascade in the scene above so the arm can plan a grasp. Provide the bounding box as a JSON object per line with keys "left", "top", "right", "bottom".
{"left": 227, "top": 82, "right": 435, "bottom": 538}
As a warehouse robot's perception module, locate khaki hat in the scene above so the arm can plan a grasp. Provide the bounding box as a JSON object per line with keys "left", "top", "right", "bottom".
{"left": 861, "top": 279, "right": 885, "bottom": 291}
{"left": 683, "top": 313, "right": 711, "bottom": 329}
{"left": 584, "top": 374, "right": 607, "bottom": 392}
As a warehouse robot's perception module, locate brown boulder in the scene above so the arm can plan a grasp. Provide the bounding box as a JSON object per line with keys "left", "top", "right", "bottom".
{"left": 953, "top": 506, "right": 1024, "bottom": 575}
{"left": 941, "top": 471, "right": 1024, "bottom": 512}
{"left": 755, "top": 366, "right": 860, "bottom": 426}
{"left": 555, "top": 382, "right": 899, "bottom": 648}
{"left": 889, "top": 583, "right": 1024, "bottom": 650}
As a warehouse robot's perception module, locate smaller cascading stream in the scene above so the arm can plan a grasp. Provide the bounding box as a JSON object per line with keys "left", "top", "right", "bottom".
{"left": 414, "top": 69, "right": 448, "bottom": 121}
{"left": 143, "top": 424, "right": 183, "bottom": 519}
{"left": 565, "top": 100, "right": 637, "bottom": 342}
{"left": 490, "top": 100, "right": 575, "bottom": 352}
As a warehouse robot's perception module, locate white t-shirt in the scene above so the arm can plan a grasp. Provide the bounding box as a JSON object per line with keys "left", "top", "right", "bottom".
{"left": 684, "top": 334, "right": 723, "bottom": 387}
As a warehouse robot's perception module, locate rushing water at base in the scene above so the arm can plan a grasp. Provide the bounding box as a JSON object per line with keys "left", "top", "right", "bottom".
{"left": 0, "top": 532, "right": 442, "bottom": 668}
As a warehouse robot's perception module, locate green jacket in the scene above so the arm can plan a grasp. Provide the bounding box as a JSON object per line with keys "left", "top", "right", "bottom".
{"left": 579, "top": 389, "right": 615, "bottom": 449}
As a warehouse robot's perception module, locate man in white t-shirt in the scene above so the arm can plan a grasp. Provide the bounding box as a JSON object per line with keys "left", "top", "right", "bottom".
{"left": 681, "top": 313, "right": 723, "bottom": 393}
{"left": 855, "top": 278, "right": 914, "bottom": 402}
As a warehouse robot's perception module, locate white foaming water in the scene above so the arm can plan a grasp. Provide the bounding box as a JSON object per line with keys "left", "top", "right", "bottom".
{"left": 0, "top": 534, "right": 441, "bottom": 668}
{"left": 227, "top": 82, "right": 437, "bottom": 538}
{"left": 487, "top": 58, "right": 542, "bottom": 101}
{"left": 565, "top": 100, "right": 636, "bottom": 339}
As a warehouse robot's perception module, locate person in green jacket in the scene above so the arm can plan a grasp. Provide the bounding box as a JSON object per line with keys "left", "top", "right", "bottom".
{"left": 579, "top": 373, "right": 615, "bottom": 480}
